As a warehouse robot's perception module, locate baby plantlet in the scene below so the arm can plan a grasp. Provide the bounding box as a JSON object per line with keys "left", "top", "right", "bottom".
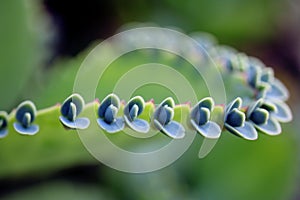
{"left": 97, "top": 94, "right": 125, "bottom": 133}
{"left": 245, "top": 61, "right": 289, "bottom": 100}
{"left": 224, "top": 97, "right": 258, "bottom": 140}
{"left": 247, "top": 99, "right": 283, "bottom": 135}
{"left": 59, "top": 94, "right": 90, "bottom": 129}
{"left": 124, "top": 96, "right": 150, "bottom": 133}
{"left": 189, "top": 97, "right": 221, "bottom": 139}
{"left": 13, "top": 101, "right": 39, "bottom": 135}
{"left": 153, "top": 97, "right": 185, "bottom": 139}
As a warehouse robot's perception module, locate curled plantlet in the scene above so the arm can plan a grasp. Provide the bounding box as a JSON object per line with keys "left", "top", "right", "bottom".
{"left": 189, "top": 97, "right": 221, "bottom": 139}
{"left": 224, "top": 97, "right": 257, "bottom": 140}
{"left": 246, "top": 98, "right": 289, "bottom": 135}
{"left": 0, "top": 111, "right": 8, "bottom": 138}
{"left": 124, "top": 96, "right": 149, "bottom": 133}
{"left": 246, "top": 63, "right": 289, "bottom": 101}
{"left": 59, "top": 94, "right": 90, "bottom": 129}
{"left": 97, "top": 94, "right": 124, "bottom": 133}
{"left": 153, "top": 97, "right": 185, "bottom": 139}
{"left": 13, "top": 101, "right": 39, "bottom": 135}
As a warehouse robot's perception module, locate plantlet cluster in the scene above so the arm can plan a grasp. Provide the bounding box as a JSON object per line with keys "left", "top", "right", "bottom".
{"left": 0, "top": 33, "right": 292, "bottom": 144}
{"left": 0, "top": 89, "right": 292, "bottom": 141}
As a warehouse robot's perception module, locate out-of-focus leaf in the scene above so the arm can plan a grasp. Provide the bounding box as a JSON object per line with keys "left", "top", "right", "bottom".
{"left": 0, "top": 0, "right": 46, "bottom": 110}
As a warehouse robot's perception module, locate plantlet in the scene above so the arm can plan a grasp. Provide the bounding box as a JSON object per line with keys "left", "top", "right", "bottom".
{"left": 97, "top": 94, "right": 125, "bottom": 133}
{"left": 152, "top": 97, "right": 185, "bottom": 139}
{"left": 224, "top": 97, "right": 258, "bottom": 140}
{"left": 124, "top": 96, "right": 150, "bottom": 133}
{"left": 13, "top": 101, "right": 39, "bottom": 135}
{"left": 246, "top": 99, "right": 281, "bottom": 135}
{"left": 59, "top": 93, "right": 90, "bottom": 129}
{"left": 189, "top": 97, "right": 221, "bottom": 139}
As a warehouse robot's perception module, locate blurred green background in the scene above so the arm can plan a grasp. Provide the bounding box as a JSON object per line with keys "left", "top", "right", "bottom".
{"left": 0, "top": 0, "right": 300, "bottom": 199}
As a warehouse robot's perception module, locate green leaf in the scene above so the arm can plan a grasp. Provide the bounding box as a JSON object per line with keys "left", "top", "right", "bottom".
{"left": 0, "top": 0, "right": 45, "bottom": 110}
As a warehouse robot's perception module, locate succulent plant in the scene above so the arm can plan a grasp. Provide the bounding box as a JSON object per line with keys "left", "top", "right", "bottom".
{"left": 152, "top": 97, "right": 185, "bottom": 139}
{"left": 13, "top": 101, "right": 39, "bottom": 135}
{"left": 97, "top": 94, "right": 125, "bottom": 133}
{"left": 189, "top": 97, "right": 221, "bottom": 139}
{"left": 0, "top": 28, "right": 294, "bottom": 162}
{"left": 124, "top": 96, "right": 150, "bottom": 133}
{"left": 59, "top": 94, "right": 90, "bottom": 129}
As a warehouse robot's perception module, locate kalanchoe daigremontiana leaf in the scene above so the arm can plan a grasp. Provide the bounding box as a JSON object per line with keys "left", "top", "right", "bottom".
{"left": 0, "top": 111, "right": 8, "bottom": 138}
{"left": 153, "top": 97, "right": 185, "bottom": 139}
{"left": 224, "top": 97, "right": 258, "bottom": 140}
{"left": 124, "top": 96, "right": 150, "bottom": 133}
{"left": 189, "top": 97, "right": 221, "bottom": 139}
{"left": 13, "top": 101, "right": 39, "bottom": 135}
{"left": 59, "top": 94, "right": 90, "bottom": 129}
{"left": 97, "top": 94, "right": 125, "bottom": 133}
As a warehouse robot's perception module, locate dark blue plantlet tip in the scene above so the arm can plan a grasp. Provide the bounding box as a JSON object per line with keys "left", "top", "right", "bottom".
{"left": 246, "top": 99, "right": 282, "bottom": 136}
{"left": 59, "top": 94, "right": 90, "bottom": 130}
{"left": 225, "top": 98, "right": 258, "bottom": 140}
{"left": 13, "top": 101, "right": 39, "bottom": 135}
{"left": 0, "top": 111, "right": 9, "bottom": 138}
{"left": 97, "top": 94, "right": 125, "bottom": 133}
{"left": 189, "top": 97, "right": 221, "bottom": 139}
{"left": 153, "top": 97, "right": 185, "bottom": 139}
{"left": 124, "top": 96, "right": 150, "bottom": 133}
